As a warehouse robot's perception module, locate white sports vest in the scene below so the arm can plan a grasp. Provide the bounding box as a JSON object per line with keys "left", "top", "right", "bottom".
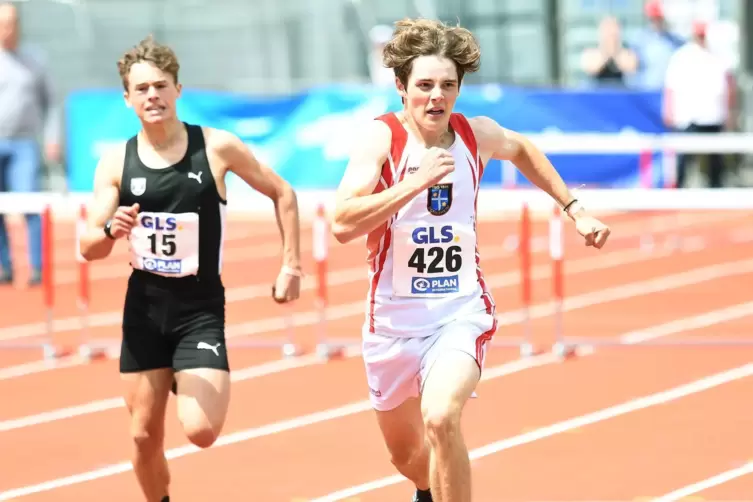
{"left": 364, "top": 112, "right": 496, "bottom": 338}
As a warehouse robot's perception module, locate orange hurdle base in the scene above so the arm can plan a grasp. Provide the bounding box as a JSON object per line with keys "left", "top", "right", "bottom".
{"left": 315, "top": 339, "right": 360, "bottom": 360}
{"left": 552, "top": 337, "right": 753, "bottom": 363}
{"left": 76, "top": 341, "right": 120, "bottom": 361}
{"left": 552, "top": 341, "right": 579, "bottom": 360}
{"left": 0, "top": 341, "right": 72, "bottom": 361}
{"left": 489, "top": 339, "right": 540, "bottom": 357}
{"left": 229, "top": 339, "right": 304, "bottom": 358}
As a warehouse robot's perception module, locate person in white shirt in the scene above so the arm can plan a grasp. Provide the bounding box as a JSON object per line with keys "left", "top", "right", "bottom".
{"left": 662, "top": 21, "right": 736, "bottom": 188}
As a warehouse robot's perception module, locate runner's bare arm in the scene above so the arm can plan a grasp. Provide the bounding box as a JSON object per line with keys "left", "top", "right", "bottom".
{"left": 219, "top": 132, "right": 301, "bottom": 270}
{"left": 471, "top": 116, "right": 583, "bottom": 219}
{"left": 332, "top": 121, "right": 425, "bottom": 243}
{"left": 79, "top": 146, "right": 123, "bottom": 261}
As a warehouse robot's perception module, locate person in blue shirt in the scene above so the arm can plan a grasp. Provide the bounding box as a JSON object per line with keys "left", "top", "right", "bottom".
{"left": 0, "top": 2, "right": 60, "bottom": 286}
{"left": 630, "top": 0, "right": 685, "bottom": 90}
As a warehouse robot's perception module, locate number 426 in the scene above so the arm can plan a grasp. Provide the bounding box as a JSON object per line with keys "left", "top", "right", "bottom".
{"left": 408, "top": 245, "right": 462, "bottom": 274}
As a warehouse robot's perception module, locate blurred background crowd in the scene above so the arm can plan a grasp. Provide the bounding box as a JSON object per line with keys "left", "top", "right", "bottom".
{"left": 1, "top": 0, "right": 752, "bottom": 284}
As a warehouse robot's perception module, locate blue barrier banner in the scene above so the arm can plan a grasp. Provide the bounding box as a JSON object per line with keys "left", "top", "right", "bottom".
{"left": 64, "top": 84, "right": 665, "bottom": 193}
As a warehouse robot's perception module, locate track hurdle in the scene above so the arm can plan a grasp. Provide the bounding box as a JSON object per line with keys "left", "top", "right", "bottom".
{"left": 75, "top": 204, "right": 95, "bottom": 360}
{"left": 313, "top": 203, "right": 331, "bottom": 359}
{"left": 0, "top": 203, "right": 63, "bottom": 360}
{"left": 223, "top": 302, "right": 304, "bottom": 359}
{"left": 72, "top": 202, "right": 121, "bottom": 361}
{"left": 517, "top": 202, "right": 536, "bottom": 357}
{"left": 533, "top": 192, "right": 753, "bottom": 359}
{"left": 548, "top": 204, "right": 568, "bottom": 359}
{"left": 41, "top": 204, "right": 56, "bottom": 359}
{"left": 312, "top": 203, "right": 360, "bottom": 360}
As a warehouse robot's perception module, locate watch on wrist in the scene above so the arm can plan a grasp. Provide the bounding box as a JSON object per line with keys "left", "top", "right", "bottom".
{"left": 104, "top": 220, "right": 115, "bottom": 240}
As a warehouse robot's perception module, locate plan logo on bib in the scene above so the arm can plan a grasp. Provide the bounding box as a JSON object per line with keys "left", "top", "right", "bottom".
{"left": 427, "top": 183, "right": 452, "bottom": 216}
{"left": 411, "top": 275, "right": 459, "bottom": 294}
{"left": 142, "top": 257, "right": 182, "bottom": 274}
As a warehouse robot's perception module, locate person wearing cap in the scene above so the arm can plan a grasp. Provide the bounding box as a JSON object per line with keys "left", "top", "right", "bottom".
{"left": 631, "top": 0, "right": 684, "bottom": 90}
{"left": 662, "top": 20, "right": 736, "bottom": 188}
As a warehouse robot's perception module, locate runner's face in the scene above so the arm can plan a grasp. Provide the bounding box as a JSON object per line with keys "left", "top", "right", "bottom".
{"left": 399, "top": 55, "right": 459, "bottom": 131}
{"left": 124, "top": 62, "right": 182, "bottom": 124}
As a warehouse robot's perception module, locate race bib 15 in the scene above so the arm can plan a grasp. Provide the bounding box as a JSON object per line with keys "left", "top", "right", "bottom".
{"left": 129, "top": 211, "right": 200, "bottom": 277}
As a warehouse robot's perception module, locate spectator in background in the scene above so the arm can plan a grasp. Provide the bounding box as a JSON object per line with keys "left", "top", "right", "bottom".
{"left": 662, "top": 21, "right": 736, "bottom": 188}
{"left": 368, "top": 24, "right": 396, "bottom": 87}
{"left": 580, "top": 16, "right": 638, "bottom": 87}
{"left": 631, "top": 0, "right": 684, "bottom": 90}
{"left": 0, "top": 1, "right": 59, "bottom": 286}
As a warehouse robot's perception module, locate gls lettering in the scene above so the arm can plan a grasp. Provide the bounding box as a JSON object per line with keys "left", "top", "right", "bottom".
{"left": 140, "top": 215, "right": 177, "bottom": 232}
{"left": 412, "top": 225, "right": 453, "bottom": 245}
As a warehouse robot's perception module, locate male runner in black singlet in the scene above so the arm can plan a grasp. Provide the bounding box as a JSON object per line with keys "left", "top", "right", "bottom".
{"left": 79, "top": 36, "right": 302, "bottom": 502}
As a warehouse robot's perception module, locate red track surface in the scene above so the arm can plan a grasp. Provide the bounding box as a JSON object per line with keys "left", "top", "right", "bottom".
{"left": 1, "top": 209, "right": 753, "bottom": 501}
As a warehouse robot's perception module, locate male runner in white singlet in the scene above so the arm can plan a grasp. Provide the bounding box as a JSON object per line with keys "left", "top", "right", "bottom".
{"left": 332, "top": 18, "right": 611, "bottom": 502}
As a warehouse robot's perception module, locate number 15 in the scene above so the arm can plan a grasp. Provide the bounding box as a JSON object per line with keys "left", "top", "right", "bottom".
{"left": 148, "top": 233, "right": 177, "bottom": 257}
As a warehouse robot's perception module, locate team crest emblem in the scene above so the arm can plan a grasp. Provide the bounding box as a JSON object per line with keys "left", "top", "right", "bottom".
{"left": 427, "top": 183, "right": 452, "bottom": 216}
{"left": 130, "top": 178, "right": 146, "bottom": 196}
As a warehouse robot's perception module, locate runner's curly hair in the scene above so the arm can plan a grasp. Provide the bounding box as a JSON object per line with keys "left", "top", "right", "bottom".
{"left": 382, "top": 18, "right": 481, "bottom": 86}
{"left": 117, "top": 35, "right": 180, "bottom": 91}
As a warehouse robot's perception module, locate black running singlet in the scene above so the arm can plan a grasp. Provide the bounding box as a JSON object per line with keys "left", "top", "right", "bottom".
{"left": 118, "top": 123, "right": 227, "bottom": 280}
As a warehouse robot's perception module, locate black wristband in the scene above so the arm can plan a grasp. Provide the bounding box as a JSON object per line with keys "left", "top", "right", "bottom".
{"left": 104, "top": 220, "right": 115, "bottom": 240}
{"left": 562, "top": 199, "right": 578, "bottom": 213}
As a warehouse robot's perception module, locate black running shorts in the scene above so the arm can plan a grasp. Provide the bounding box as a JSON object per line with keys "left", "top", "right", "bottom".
{"left": 119, "top": 270, "right": 230, "bottom": 374}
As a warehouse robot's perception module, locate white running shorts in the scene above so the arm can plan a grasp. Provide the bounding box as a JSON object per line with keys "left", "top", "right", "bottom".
{"left": 362, "top": 309, "right": 497, "bottom": 411}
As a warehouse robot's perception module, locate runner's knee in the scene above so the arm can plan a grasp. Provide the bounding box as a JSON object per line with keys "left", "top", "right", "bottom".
{"left": 388, "top": 436, "right": 426, "bottom": 470}
{"left": 422, "top": 399, "right": 463, "bottom": 444}
{"left": 174, "top": 368, "right": 230, "bottom": 448}
{"left": 178, "top": 404, "right": 219, "bottom": 448}
{"left": 183, "top": 422, "right": 218, "bottom": 448}
{"left": 130, "top": 412, "right": 165, "bottom": 455}
{"left": 420, "top": 350, "right": 480, "bottom": 444}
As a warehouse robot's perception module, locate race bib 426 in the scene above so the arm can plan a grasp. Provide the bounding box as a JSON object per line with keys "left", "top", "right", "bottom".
{"left": 392, "top": 223, "right": 476, "bottom": 298}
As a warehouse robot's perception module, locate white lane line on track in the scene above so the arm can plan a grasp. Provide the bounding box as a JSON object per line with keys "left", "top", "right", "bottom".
{"left": 0, "top": 350, "right": 357, "bottom": 432}
{"left": 651, "top": 462, "right": 753, "bottom": 502}
{"left": 309, "top": 363, "right": 753, "bottom": 501}
{"left": 4, "top": 348, "right": 753, "bottom": 500}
